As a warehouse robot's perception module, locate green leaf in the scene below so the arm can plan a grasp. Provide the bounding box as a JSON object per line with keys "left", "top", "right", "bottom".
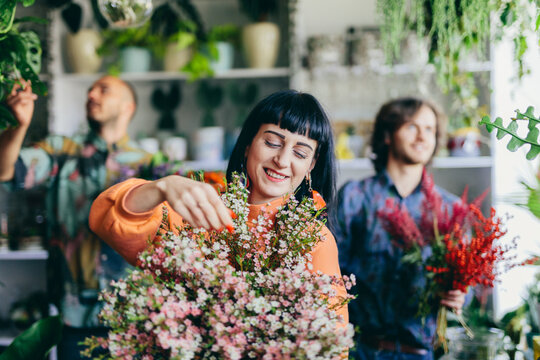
{"left": 0, "top": 316, "right": 62, "bottom": 360}
{"left": 19, "top": 0, "right": 36, "bottom": 6}
{"left": 507, "top": 136, "right": 525, "bottom": 151}
{"left": 0, "top": 0, "right": 17, "bottom": 34}
{"left": 13, "top": 16, "right": 48, "bottom": 25}
{"left": 526, "top": 146, "right": 540, "bottom": 160}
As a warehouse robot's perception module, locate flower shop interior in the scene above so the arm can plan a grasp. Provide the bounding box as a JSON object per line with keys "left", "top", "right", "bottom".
{"left": 0, "top": 0, "right": 539, "bottom": 359}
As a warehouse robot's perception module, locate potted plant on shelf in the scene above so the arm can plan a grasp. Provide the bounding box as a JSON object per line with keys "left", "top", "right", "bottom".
{"left": 0, "top": 0, "right": 47, "bottom": 130}
{"left": 238, "top": 0, "right": 280, "bottom": 69}
{"left": 46, "top": 0, "right": 107, "bottom": 73}
{"left": 193, "top": 81, "right": 224, "bottom": 161}
{"left": 207, "top": 24, "right": 240, "bottom": 73}
{"left": 98, "top": 21, "right": 159, "bottom": 73}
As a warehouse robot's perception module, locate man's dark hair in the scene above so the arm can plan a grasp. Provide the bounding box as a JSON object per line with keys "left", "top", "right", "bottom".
{"left": 370, "top": 97, "right": 446, "bottom": 173}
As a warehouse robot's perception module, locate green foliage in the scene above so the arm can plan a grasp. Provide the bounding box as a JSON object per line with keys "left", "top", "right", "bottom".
{"left": 377, "top": 0, "right": 538, "bottom": 130}
{"left": 151, "top": 84, "right": 182, "bottom": 131}
{"left": 0, "top": 0, "right": 46, "bottom": 130}
{"left": 208, "top": 23, "right": 240, "bottom": 45}
{"left": 196, "top": 81, "right": 223, "bottom": 127}
{"left": 0, "top": 315, "right": 62, "bottom": 360}
{"left": 98, "top": 21, "right": 159, "bottom": 55}
{"left": 479, "top": 106, "right": 540, "bottom": 160}
{"left": 238, "top": 0, "right": 278, "bottom": 22}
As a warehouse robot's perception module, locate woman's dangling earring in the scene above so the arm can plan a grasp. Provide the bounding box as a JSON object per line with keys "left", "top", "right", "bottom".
{"left": 306, "top": 172, "right": 313, "bottom": 193}
{"left": 241, "top": 157, "right": 250, "bottom": 189}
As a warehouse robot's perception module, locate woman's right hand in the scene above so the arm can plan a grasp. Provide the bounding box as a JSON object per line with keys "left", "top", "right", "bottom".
{"left": 154, "top": 175, "right": 234, "bottom": 231}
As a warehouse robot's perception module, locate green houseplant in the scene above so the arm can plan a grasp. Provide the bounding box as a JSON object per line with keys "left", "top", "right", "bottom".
{"left": 98, "top": 21, "right": 160, "bottom": 73}
{"left": 377, "top": 0, "right": 539, "bottom": 133}
{"left": 238, "top": 0, "right": 281, "bottom": 68}
{"left": 0, "top": 0, "right": 47, "bottom": 130}
{"left": 150, "top": 0, "right": 217, "bottom": 80}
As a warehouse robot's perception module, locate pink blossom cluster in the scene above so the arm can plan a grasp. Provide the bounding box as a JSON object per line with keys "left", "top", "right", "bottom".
{"left": 82, "top": 174, "right": 355, "bottom": 359}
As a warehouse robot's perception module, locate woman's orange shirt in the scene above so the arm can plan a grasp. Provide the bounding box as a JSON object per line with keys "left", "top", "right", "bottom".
{"left": 89, "top": 178, "right": 348, "bottom": 326}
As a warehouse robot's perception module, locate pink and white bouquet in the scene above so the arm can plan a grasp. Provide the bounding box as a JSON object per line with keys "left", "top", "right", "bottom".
{"left": 82, "top": 174, "right": 355, "bottom": 359}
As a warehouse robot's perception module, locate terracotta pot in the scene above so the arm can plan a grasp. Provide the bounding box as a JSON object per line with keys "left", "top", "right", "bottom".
{"left": 242, "top": 22, "right": 280, "bottom": 69}
{"left": 65, "top": 29, "right": 103, "bottom": 73}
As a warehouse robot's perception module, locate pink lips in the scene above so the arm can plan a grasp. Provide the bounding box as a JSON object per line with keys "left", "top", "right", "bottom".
{"left": 264, "top": 168, "right": 289, "bottom": 182}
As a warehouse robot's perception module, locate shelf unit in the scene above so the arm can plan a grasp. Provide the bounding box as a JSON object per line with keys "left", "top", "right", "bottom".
{"left": 54, "top": 68, "right": 291, "bottom": 82}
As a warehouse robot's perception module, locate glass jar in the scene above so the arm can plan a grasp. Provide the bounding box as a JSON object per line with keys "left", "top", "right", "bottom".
{"left": 446, "top": 327, "right": 504, "bottom": 360}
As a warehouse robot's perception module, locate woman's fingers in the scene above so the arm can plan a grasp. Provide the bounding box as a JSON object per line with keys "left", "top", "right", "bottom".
{"left": 164, "top": 176, "right": 233, "bottom": 231}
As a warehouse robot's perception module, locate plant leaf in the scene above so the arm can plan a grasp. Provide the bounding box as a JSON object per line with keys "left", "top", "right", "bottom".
{"left": 0, "top": 316, "right": 62, "bottom": 360}
{"left": 0, "top": 0, "right": 17, "bottom": 34}
{"left": 61, "top": 2, "right": 82, "bottom": 34}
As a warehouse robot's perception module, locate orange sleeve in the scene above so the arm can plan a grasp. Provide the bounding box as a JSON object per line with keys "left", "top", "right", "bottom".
{"left": 310, "top": 226, "right": 349, "bottom": 327}
{"left": 89, "top": 178, "right": 183, "bottom": 266}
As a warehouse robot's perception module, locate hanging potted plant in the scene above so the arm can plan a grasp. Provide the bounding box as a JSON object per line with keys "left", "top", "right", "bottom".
{"left": 193, "top": 81, "right": 224, "bottom": 162}
{"left": 238, "top": 0, "right": 280, "bottom": 69}
{"left": 0, "top": 0, "right": 47, "bottom": 130}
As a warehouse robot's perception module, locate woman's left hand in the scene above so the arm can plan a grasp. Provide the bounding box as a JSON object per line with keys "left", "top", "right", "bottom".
{"left": 440, "top": 289, "right": 466, "bottom": 314}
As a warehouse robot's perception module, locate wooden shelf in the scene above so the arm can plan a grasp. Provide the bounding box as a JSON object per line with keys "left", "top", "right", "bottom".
{"left": 0, "top": 250, "right": 48, "bottom": 260}
{"left": 54, "top": 68, "right": 290, "bottom": 82}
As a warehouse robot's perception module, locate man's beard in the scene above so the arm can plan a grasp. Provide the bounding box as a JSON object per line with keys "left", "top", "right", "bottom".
{"left": 389, "top": 143, "right": 428, "bottom": 166}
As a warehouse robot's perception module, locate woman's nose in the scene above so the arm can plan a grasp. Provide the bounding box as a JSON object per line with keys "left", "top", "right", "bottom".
{"left": 273, "top": 149, "right": 291, "bottom": 168}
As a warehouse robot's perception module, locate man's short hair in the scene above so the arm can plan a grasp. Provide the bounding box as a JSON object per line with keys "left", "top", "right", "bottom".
{"left": 370, "top": 97, "right": 446, "bottom": 173}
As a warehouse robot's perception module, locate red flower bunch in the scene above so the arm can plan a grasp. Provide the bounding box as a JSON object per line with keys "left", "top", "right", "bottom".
{"left": 377, "top": 171, "right": 526, "bottom": 349}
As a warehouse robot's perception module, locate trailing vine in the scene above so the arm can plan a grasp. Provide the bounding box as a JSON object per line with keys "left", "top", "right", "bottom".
{"left": 479, "top": 106, "right": 540, "bottom": 160}
{"left": 377, "top": 0, "right": 539, "bottom": 130}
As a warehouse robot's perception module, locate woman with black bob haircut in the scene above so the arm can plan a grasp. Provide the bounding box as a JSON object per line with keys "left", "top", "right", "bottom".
{"left": 89, "top": 89, "right": 348, "bottom": 326}
{"left": 227, "top": 89, "right": 337, "bottom": 211}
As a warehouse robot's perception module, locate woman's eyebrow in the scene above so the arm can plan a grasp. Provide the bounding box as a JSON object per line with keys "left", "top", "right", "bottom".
{"left": 264, "top": 130, "right": 314, "bottom": 151}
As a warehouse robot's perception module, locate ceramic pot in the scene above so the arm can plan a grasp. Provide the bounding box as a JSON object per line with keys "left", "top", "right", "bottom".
{"left": 242, "top": 22, "right": 280, "bottom": 69}
{"left": 448, "top": 127, "right": 482, "bottom": 157}
{"left": 211, "top": 42, "right": 234, "bottom": 73}
{"left": 65, "top": 29, "right": 103, "bottom": 73}
{"left": 192, "top": 126, "right": 224, "bottom": 161}
{"left": 164, "top": 43, "right": 193, "bottom": 72}
{"left": 120, "top": 46, "right": 151, "bottom": 73}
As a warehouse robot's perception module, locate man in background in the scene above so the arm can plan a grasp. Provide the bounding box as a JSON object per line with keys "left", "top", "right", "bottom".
{"left": 335, "top": 97, "right": 466, "bottom": 359}
{"left": 0, "top": 76, "right": 150, "bottom": 358}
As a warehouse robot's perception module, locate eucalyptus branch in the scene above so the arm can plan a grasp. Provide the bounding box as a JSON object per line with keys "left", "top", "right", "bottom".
{"left": 479, "top": 106, "right": 540, "bottom": 160}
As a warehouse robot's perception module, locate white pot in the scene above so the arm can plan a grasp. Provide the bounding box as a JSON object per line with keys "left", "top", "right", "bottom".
{"left": 192, "top": 126, "right": 224, "bottom": 162}
{"left": 65, "top": 29, "right": 103, "bottom": 73}
{"left": 164, "top": 43, "right": 193, "bottom": 72}
{"left": 163, "top": 136, "right": 187, "bottom": 161}
{"left": 242, "top": 22, "right": 280, "bottom": 69}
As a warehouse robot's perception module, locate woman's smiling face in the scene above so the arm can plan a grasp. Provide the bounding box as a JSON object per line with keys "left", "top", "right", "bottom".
{"left": 245, "top": 123, "right": 318, "bottom": 205}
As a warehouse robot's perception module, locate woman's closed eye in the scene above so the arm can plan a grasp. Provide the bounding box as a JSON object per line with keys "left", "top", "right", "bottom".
{"left": 294, "top": 149, "right": 308, "bottom": 159}
{"left": 265, "top": 140, "right": 281, "bottom": 148}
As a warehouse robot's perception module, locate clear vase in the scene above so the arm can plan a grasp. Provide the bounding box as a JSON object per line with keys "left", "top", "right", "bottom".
{"left": 445, "top": 327, "right": 504, "bottom": 360}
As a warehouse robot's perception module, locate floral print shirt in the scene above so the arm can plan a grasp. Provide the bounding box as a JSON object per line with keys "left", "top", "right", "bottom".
{"left": 3, "top": 131, "right": 150, "bottom": 326}
{"left": 335, "top": 170, "right": 457, "bottom": 349}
